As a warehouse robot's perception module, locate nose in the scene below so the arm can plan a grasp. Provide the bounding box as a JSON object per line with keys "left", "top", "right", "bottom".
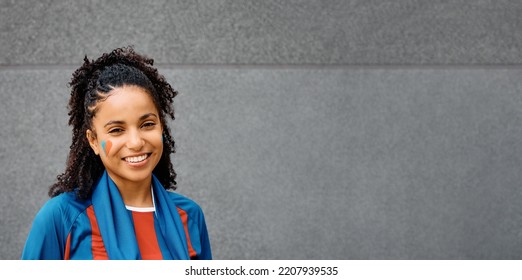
{"left": 126, "top": 129, "right": 144, "bottom": 151}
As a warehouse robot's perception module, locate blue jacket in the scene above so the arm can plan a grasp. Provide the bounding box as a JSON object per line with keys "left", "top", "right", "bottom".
{"left": 21, "top": 171, "right": 212, "bottom": 260}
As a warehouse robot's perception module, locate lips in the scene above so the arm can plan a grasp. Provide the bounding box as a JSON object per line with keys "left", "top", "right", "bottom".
{"left": 123, "top": 153, "right": 151, "bottom": 163}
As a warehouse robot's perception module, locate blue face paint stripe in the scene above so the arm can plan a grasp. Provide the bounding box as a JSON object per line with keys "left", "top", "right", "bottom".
{"left": 101, "top": 140, "right": 107, "bottom": 155}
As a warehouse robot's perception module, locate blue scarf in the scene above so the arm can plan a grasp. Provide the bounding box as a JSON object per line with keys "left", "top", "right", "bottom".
{"left": 91, "top": 171, "right": 190, "bottom": 259}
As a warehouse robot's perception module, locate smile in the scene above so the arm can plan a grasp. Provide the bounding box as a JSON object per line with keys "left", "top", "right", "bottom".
{"left": 123, "top": 153, "right": 151, "bottom": 163}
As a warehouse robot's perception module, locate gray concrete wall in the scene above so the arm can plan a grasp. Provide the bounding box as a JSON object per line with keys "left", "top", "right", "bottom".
{"left": 1, "top": 0, "right": 521, "bottom": 259}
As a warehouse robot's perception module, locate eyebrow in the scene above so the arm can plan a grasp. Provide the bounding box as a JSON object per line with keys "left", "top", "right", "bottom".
{"left": 103, "top": 113, "right": 159, "bottom": 127}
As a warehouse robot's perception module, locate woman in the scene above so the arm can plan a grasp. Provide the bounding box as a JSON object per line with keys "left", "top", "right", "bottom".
{"left": 21, "top": 47, "right": 212, "bottom": 260}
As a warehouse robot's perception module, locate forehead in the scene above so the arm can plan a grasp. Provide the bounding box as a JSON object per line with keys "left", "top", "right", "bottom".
{"left": 92, "top": 85, "right": 159, "bottom": 122}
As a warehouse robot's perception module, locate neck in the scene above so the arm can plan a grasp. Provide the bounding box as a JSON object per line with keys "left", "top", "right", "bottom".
{"left": 108, "top": 174, "right": 154, "bottom": 207}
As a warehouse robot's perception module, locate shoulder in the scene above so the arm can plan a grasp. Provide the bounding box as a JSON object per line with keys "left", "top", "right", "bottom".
{"left": 34, "top": 191, "right": 91, "bottom": 226}
{"left": 165, "top": 191, "right": 212, "bottom": 259}
{"left": 22, "top": 192, "right": 92, "bottom": 259}
{"left": 165, "top": 191, "right": 205, "bottom": 217}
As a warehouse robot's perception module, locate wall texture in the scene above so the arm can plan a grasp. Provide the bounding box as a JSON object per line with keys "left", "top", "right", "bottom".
{"left": 1, "top": 0, "right": 521, "bottom": 259}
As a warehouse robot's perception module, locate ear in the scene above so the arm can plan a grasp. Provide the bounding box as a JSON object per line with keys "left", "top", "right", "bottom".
{"left": 86, "top": 129, "right": 100, "bottom": 155}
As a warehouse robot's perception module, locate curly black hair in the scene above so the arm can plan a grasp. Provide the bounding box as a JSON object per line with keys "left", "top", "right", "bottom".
{"left": 48, "top": 46, "right": 178, "bottom": 200}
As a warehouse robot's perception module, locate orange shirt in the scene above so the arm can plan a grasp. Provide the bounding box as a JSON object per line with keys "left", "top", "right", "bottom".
{"left": 129, "top": 209, "right": 163, "bottom": 260}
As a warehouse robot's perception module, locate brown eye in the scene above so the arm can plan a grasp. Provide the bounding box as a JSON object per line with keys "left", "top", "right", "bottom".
{"left": 142, "top": 122, "right": 156, "bottom": 128}
{"left": 108, "top": 128, "right": 124, "bottom": 135}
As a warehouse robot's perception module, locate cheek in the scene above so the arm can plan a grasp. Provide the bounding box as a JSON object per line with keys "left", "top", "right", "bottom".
{"left": 156, "top": 135, "right": 164, "bottom": 154}
{"left": 100, "top": 140, "right": 113, "bottom": 155}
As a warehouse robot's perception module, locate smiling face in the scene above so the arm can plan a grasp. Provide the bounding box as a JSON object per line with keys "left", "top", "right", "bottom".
{"left": 86, "top": 85, "right": 163, "bottom": 189}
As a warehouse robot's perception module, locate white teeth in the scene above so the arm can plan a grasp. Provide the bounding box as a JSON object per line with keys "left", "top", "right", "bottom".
{"left": 125, "top": 154, "right": 148, "bottom": 163}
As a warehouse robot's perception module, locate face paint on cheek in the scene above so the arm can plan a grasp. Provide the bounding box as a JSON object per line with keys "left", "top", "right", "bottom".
{"left": 100, "top": 140, "right": 112, "bottom": 156}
